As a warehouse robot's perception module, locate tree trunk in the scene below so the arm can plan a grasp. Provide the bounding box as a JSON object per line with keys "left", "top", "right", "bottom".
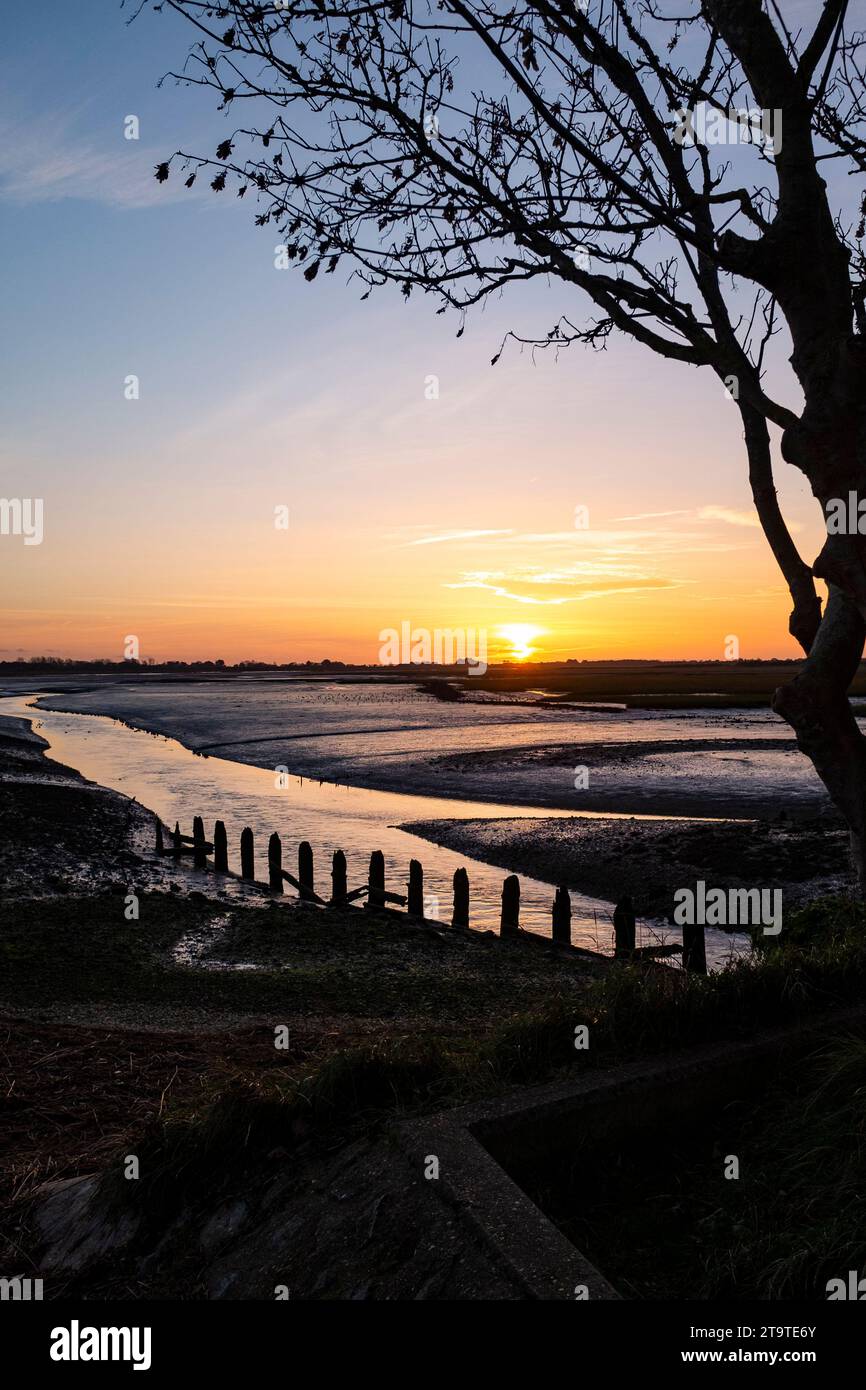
{"left": 773, "top": 585, "right": 866, "bottom": 890}
{"left": 741, "top": 375, "right": 866, "bottom": 893}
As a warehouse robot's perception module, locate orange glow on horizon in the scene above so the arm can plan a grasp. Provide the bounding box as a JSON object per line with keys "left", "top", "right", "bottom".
{"left": 3, "top": 475, "right": 825, "bottom": 665}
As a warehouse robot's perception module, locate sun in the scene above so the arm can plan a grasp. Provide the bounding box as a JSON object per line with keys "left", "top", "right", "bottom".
{"left": 498, "top": 623, "right": 545, "bottom": 662}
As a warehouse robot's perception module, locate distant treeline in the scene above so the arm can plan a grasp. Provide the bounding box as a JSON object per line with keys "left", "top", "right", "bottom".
{"left": 0, "top": 658, "right": 354, "bottom": 673}
{"left": 0, "top": 656, "right": 818, "bottom": 675}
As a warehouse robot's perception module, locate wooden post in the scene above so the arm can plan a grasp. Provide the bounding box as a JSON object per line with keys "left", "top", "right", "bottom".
{"left": 268, "top": 833, "right": 283, "bottom": 893}
{"left": 368, "top": 850, "right": 385, "bottom": 910}
{"left": 298, "top": 841, "right": 315, "bottom": 902}
{"left": 682, "top": 922, "right": 708, "bottom": 976}
{"left": 552, "top": 885, "right": 571, "bottom": 946}
{"left": 407, "top": 860, "right": 424, "bottom": 916}
{"left": 331, "top": 850, "right": 348, "bottom": 904}
{"left": 500, "top": 875, "right": 520, "bottom": 936}
{"left": 193, "top": 816, "right": 207, "bottom": 870}
{"left": 172, "top": 821, "right": 182, "bottom": 858}
{"left": 155, "top": 819, "right": 164, "bottom": 855}
{"left": 452, "top": 867, "right": 469, "bottom": 929}
{"left": 614, "top": 896, "right": 636, "bottom": 959}
{"left": 213, "top": 820, "right": 228, "bottom": 873}
{"left": 240, "top": 827, "right": 254, "bottom": 881}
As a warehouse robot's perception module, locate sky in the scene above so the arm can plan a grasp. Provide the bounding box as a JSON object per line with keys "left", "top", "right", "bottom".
{"left": 0, "top": 0, "right": 837, "bottom": 665}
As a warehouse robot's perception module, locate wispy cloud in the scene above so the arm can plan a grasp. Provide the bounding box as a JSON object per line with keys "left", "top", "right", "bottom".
{"left": 436, "top": 514, "right": 752, "bottom": 608}
{"left": 490, "top": 528, "right": 746, "bottom": 557}
{"left": 444, "top": 548, "right": 695, "bottom": 605}
{"left": 697, "top": 505, "right": 761, "bottom": 528}
{"left": 612, "top": 509, "right": 690, "bottom": 522}
{"left": 446, "top": 573, "right": 692, "bottom": 606}
{"left": 612, "top": 504, "right": 801, "bottom": 535}
{"left": 0, "top": 111, "right": 185, "bottom": 210}
{"left": 401, "top": 528, "right": 514, "bottom": 547}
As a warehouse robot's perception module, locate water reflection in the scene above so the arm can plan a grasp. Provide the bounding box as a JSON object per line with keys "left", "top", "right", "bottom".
{"left": 2, "top": 693, "right": 748, "bottom": 969}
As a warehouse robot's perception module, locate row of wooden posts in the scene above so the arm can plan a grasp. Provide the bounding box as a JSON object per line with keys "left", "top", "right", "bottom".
{"left": 155, "top": 818, "right": 706, "bottom": 973}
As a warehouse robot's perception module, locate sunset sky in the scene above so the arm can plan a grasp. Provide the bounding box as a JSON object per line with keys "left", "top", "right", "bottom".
{"left": 0, "top": 0, "right": 830, "bottom": 665}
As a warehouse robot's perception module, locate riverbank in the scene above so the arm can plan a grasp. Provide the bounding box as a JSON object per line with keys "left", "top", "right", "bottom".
{"left": 16, "top": 678, "right": 834, "bottom": 819}
{"left": 0, "top": 715, "right": 168, "bottom": 903}
{"left": 401, "top": 814, "right": 851, "bottom": 920}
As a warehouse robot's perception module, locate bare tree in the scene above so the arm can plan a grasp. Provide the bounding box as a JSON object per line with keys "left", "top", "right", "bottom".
{"left": 144, "top": 0, "right": 866, "bottom": 885}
